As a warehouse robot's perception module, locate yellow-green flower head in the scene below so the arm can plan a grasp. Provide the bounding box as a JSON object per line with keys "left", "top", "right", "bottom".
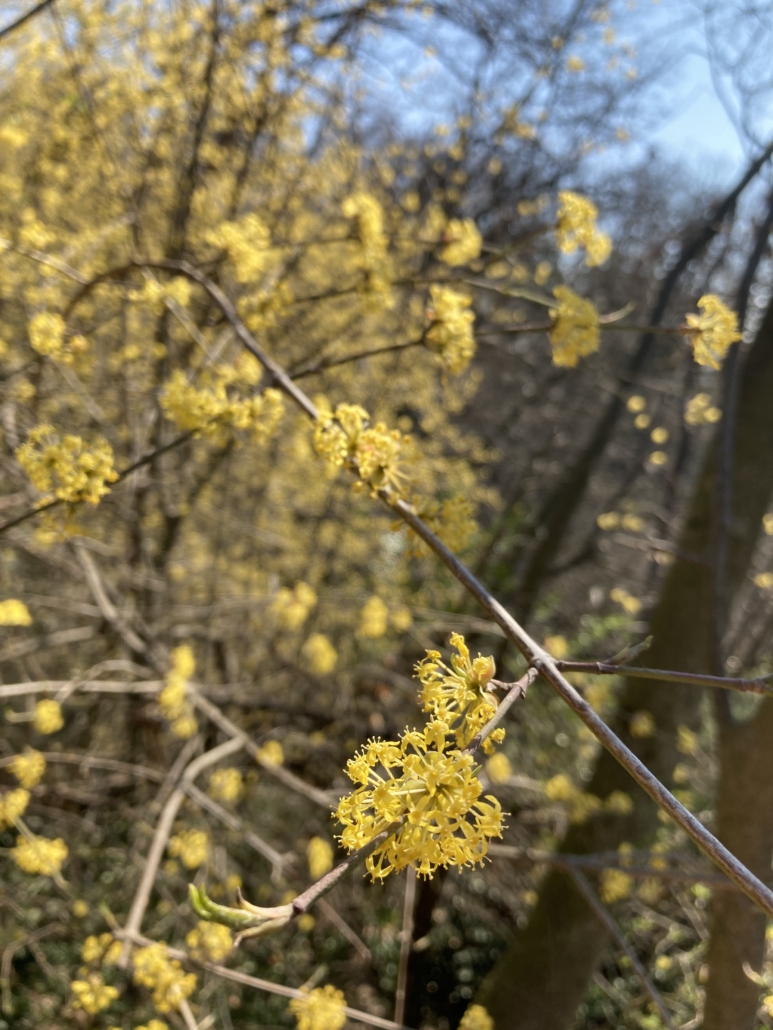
{"left": 0, "top": 788, "right": 30, "bottom": 828}
{"left": 0, "top": 599, "right": 32, "bottom": 625}
{"left": 549, "top": 286, "right": 600, "bottom": 367}
{"left": 10, "top": 748, "right": 46, "bottom": 788}
{"left": 439, "top": 217, "right": 482, "bottom": 266}
{"left": 12, "top": 834, "right": 68, "bottom": 876}
{"left": 185, "top": 921, "right": 233, "bottom": 963}
{"left": 70, "top": 972, "right": 119, "bottom": 1014}
{"left": 556, "top": 191, "right": 612, "bottom": 267}
{"left": 288, "top": 984, "right": 347, "bottom": 1030}
{"left": 425, "top": 285, "right": 477, "bottom": 375}
{"left": 460, "top": 1003, "right": 494, "bottom": 1030}
{"left": 33, "top": 698, "right": 64, "bottom": 734}
{"left": 16, "top": 425, "right": 118, "bottom": 505}
{"left": 307, "top": 835, "right": 334, "bottom": 879}
{"left": 684, "top": 294, "right": 742, "bottom": 370}
{"left": 335, "top": 718, "right": 503, "bottom": 879}
{"left": 167, "top": 828, "right": 209, "bottom": 869}
{"left": 415, "top": 633, "right": 500, "bottom": 751}
{"left": 312, "top": 403, "right": 415, "bottom": 497}
{"left": 132, "top": 943, "right": 197, "bottom": 1013}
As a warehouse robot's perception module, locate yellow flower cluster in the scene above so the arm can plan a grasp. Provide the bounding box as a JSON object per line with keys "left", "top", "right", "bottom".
{"left": 158, "top": 645, "right": 197, "bottom": 738}
{"left": 185, "top": 920, "right": 233, "bottom": 962}
{"left": 168, "top": 828, "right": 209, "bottom": 869}
{"left": 313, "top": 403, "right": 414, "bottom": 496}
{"left": 257, "top": 740, "right": 284, "bottom": 767}
{"left": 545, "top": 774, "right": 602, "bottom": 824}
{"left": 610, "top": 587, "right": 641, "bottom": 615}
{"left": 408, "top": 494, "right": 478, "bottom": 556}
{"left": 301, "top": 632, "right": 337, "bottom": 674}
{"left": 271, "top": 581, "right": 317, "bottom": 629}
{"left": 33, "top": 698, "right": 64, "bottom": 734}
{"left": 71, "top": 972, "right": 119, "bottom": 1014}
{"left": 0, "top": 599, "right": 32, "bottom": 625}
{"left": 288, "top": 984, "right": 347, "bottom": 1030}
{"left": 81, "top": 933, "right": 122, "bottom": 966}
{"left": 135, "top": 1021, "right": 169, "bottom": 1030}
{"left": 16, "top": 425, "right": 118, "bottom": 505}
{"left": 486, "top": 752, "right": 512, "bottom": 784}
{"left": 132, "top": 942, "right": 197, "bottom": 1013}
{"left": 439, "top": 217, "right": 482, "bottom": 266}
{"left": 342, "top": 192, "right": 392, "bottom": 306}
{"left": 685, "top": 294, "right": 741, "bottom": 369}
{"left": 160, "top": 368, "right": 284, "bottom": 444}
{"left": 0, "top": 788, "right": 30, "bottom": 828}
{"left": 130, "top": 276, "right": 192, "bottom": 314}
{"left": 12, "top": 834, "right": 68, "bottom": 876}
{"left": 460, "top": 1004, "right": 494, "bottom": 1030}
{"left": 685, "top": 392, "right": 721, "bottom": 425}
{"left": 28, "top": 311, "right": 66, "bottom": 358}
{"left": 630, "top": 710, "right": 655, "bottom": 738}
{"left": 336, "top": 725, "right": 503, "bottom": 879}
{"left": 10, "top": 748, "right": 46, "bottom": 788}
{"left": 555, "top": 191, "right": 612, "bottom": 266}
{"left": 549, "top": 286, "right": 600, "bottom": 367}
{"left": 416, "top": 633, "right": 502, "bottom": 753}
{"left": 600, "top": 868, "right": 634, "bottom": 904}
{"left": 207, "top": 767, "right": 243, "bottom": 804}
{"left": 207, "top": 213, "right": 273, "bottom": 283}
{"left": 359, "top": 595, "right": 389, "bottom": 638}
{"left": 425, "top": 285, "right": 476, "bottom": 375}
{"left": 307, "top": 836, "right": 334, "bottom": 879}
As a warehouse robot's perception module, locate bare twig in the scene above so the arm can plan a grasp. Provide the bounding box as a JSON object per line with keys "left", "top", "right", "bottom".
{"left": 553, "top": 660, "right": 773, "bottom": 696}
{"left": 394, "top": 867, "right": 416, "bottom": 1026}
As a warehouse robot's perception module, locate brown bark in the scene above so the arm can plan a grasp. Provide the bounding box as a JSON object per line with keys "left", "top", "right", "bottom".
{"left": 475, "top": 293, "right": 773, "bottom": 1030}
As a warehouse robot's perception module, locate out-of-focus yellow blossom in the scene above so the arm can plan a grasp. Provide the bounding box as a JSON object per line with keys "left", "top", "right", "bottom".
{"left": 71, "top": 972, "right": 119, "bottom": 1014}
{"left": 10, "top": 748, "right": 46, "bottom": 788}
{"left": 545, "top": 774, "right": 603, "bottom": 824}
{"left": 439, "top": 217, "right": 482, "bottom": 266}
{"left": 630, "top": 710, "right": 655, "bottom": 738}
{"left": 207, "top": 213, "right": 272, "bottom": 283}
{"left": 627, "top": 395, "right": 646, "bottom": 413}
{"left": 555, "top": 191, "right": 612, "bottom": 266}
{"left": 460, "top": 1003, "right": 494, "bottom": 1030}
{"left": 566, "top": 55, "right": 585, "bottom": 72}
{"left": 302, "top": 633, "right": 337, "bottom": 674}
{"left": 651, "top": 427, "right": 669, "bottom": 444}
{"left": 33, "top": 698, "right": 64, "bottom": 734}
{"left": 288, "top": 985, "right": 347, "bottom": 1030}
{"left": 168, "top": 828, "right": 209, "bottom": 869}
{"left": 391, "top": 606, "right": 413, "bottom": 632}
{"left": 621, "top": 514, "right": 644, "bottom": 532}
{"left": 17, "top": 426, "right": 118, "bottom": 505}
{"left": 409, "top": 494, "right": 477, "bottom": 556}
{"left": 272, "top": 582, "right": 317, "bottom": 630}
{"left": 72, "top": 900, "right": 89, "bottom": 918}
{"left": 12, "top": 834, "right": 68, "bottom": 876}
{"left": 0, "top": 788, "right": 30, "bottom": 828}
{"left": 257, "top": 740, "right": 284, "bottom": 767}
{"left": 754, "top": 572, "right": 773, "bottom": 589}
{"left": 486, "top": 752, "right": 512, "bottom": 784}
{"left": 130, "top": 277, "right": 191, "bottom": 314}
{"left": 132, "top": 942, "right": 197, "bottom": 1013}
{"left": 185, "top": 921, "right": 233, "bottom": 962}
{"left": 685, "top": 393, "right": 722, "bottom": 425}
{"left": 336, "top": 724, "right": 503, "bottom": 879}
{"left": 684, "top": 294, "right": 741, "bottom": 369}
{"left": 763, "top": 514, "right": 773, "bottom": 535}
{"left": 549, "top": 286, "right": 600, "bottom": 367}
{"left": 425, "top": 285, "right": 476, "bottom": 375}
{"left": 605, "top": 791, "right": 634, "bottom": 815}
{"left": 313, "top": 403, "right": 414, "bottom": 497}
{"left": 161, "top": 368, "right": 284, "bottom": 443}
{"left": 298, "top": 913, "right": 315, "bottom": 932}
{"left": 359, "top": 595, "right": 389, "bottom": 638}
{"left": 207, "top": 768, "right": 243, "bottom": 804}
{"left": 610, "top": 587, "right": 641, "bottom": 614}
{"left": 0, "top": 599, "right": 32, "bottom": 625}
{"left": 544, "top": 634, "right": 569, "bottom": 659}
{"left": 597, "top": 512, "right": 620, "bottom": 530}
{"left": 28, "top": 311, "right": 66, "bottom": 359}
{"left": 307, "top": 836, "right": 334, "bottom": 879}
{"left": 534, "top": 260, "right": 552, "bottom": 285}
{"left": 600, "top": 868, "right": 633, "bottom": 903}
{"left": 634, "top": 413, "right": 651, "bottom": 429}
{"left": 135, "top": 1022, "right": 169, "bottom": 1030}
{"left": 677, "top": 725, "right": 698, "bottom": 756}
{"left": 649, "top": 450, "right": 668, "bottom": 466}
{"left": 342, "top": 192, "right": 392, "bottom": 306}
{"left": 416, "top": 633, "right": 502, "bottom": 753}
{"left": 159, "top": 645, "right": 198, "bottom": 739}
{"left": 81, "top": 933, "right": 122, "bottom": 966}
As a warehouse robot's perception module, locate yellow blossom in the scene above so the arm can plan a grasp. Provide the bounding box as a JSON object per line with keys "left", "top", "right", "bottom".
{"left": 307, "top": 836, "right": 334, "bottom": 879}
{"left": 342, "top": 192, "right": 392, "bottom": 305}
{"left": 12, "top": 834, "right": 68, "bottom": 876}
{"left": 556, "top": 191, "right": 612, "bottom": 266}
{"left": 684, "top": 295, "right": 741, "bottom": 369}
{"left": 0, "top": 788, "right": 30, "bottom": 828}
{"left": 313, "top": 404, "right": 414, "bottom": 496}
{"left": 73, "top": 900, "right": 89, "bottom": 918}
{"left": 33, "top": 698, "right": 64, "bottom": 734}
{"left": 159, "top": 645, "right": 197, "bottom": 738}
{"left": 626, "top": 395, "right": 646, "bottom": 413}
{"left": 408, "top": 494, "right": 477, "bottom": 556}
{"left": 544, "top": 634, "right": 569, "bottom": 659}
{"left": 651, "top": 426, "right": 669, "bottom": 444}
{"left": 545, "top": 774, "right": 603, "bottom": 824}
{"left": 549, "top": 286, "right": 600, "bottom": 367}
{"left": 359, "top": 596, "right": 389, "bottom": 638}
{"left": 71, "top": 972, "right": 119, "bottom": 1014}
{"left": 685, "top": 392, "right": 721, "bottom": 425}
{"left": 677, "top": 725, "right": 698, "bottom": 756}
{"left": 17, "top": 425, "right": 118, "bottom": 505}
{"left": 207, "top": 213, "right": 272, "bottom": 283}
{"left": 425, "top": 285, "right": 476, "bottom": 374}
{"left": 0, "top": 599, "right": 32, "bottom": 625}
{"left": 486, "top": 752, "right": 512, "bottom": 784}
{"left": 207, "top": 767, "right": 243, "bottom": 804}
{"left": 257, "top": 740, "right": 284, "bottom": 767}
{"left": 135, "top": 1022, "right": 169, "bottom": 1030}
{"left": 288, "top": 984, "right": 347, "bottom": 1030}
{"left": 605, "top": 790, "right": 633, "bottom": 815}
{"left": 610, "top": 587, "right": 641, "bottom": 614}
{"left": 763, "top": 514, "right": 773, "bottom": 535}
{"left": 161, "top": 369, "right": 284, "bottom": 443}
{"left": 460, "top": 1004, "right": 494, "bottom": 1030}
{"left": 566, "top": 55, "right": 585, "bottom": 72}
{"left": 10, "top": 748, "right": 45, "bottom": 788}
{"left": 754, "top": 572, "right": 773, "bottom": 589}
{"left": 600, "top": 868, "right": 633, "bottom": 904}
{"left": 649, "top": 450, "right": 668, "bottom": 466}
{"left": 168, "top": 828, "right": 209, "bottom": 869}
{"left": 415, "top": 633, "right": 500, "bottom": 752}
{"left": 597, "top": 512, "right": 620, "bottom": 530}
{"left": 620, "top": 514, "right": 644, "bottom": 532}
{"left": 630, "top": 710, "right": 655, "bottom": 738}
{"left": 302, "top": 633, "right": 337, "bottom": 674}
{"left": 81, "top": 932, "right": 122, "bottom": 966}
{"left": 635, "top": 413, "right": 651, "bottom": 429}
{"left": 132, "top": 942, "right": 197, "bottom": 1013}
{"left": 439, "top": 218, "right": 482, "bottom": 266}
{"left": 185, "top": 921, "right": 233, "bottom": 963}
{"left": 28, "top": 312, "right": 66, "bottom": 359}
{"left": 272, "top": 581, "right": 317, "bottom": 630}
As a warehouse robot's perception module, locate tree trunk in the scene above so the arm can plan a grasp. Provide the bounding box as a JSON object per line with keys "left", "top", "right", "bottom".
{"left": 475, "top": 294, "right": 773, "bottom": 1030}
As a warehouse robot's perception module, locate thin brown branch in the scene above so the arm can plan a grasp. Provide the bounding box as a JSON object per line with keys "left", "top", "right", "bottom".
{"left": 554, "top": 660, "right": 773, "bottom": 696}
{"left": 0, "top": 0, "right": 55, "bottom": 41}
